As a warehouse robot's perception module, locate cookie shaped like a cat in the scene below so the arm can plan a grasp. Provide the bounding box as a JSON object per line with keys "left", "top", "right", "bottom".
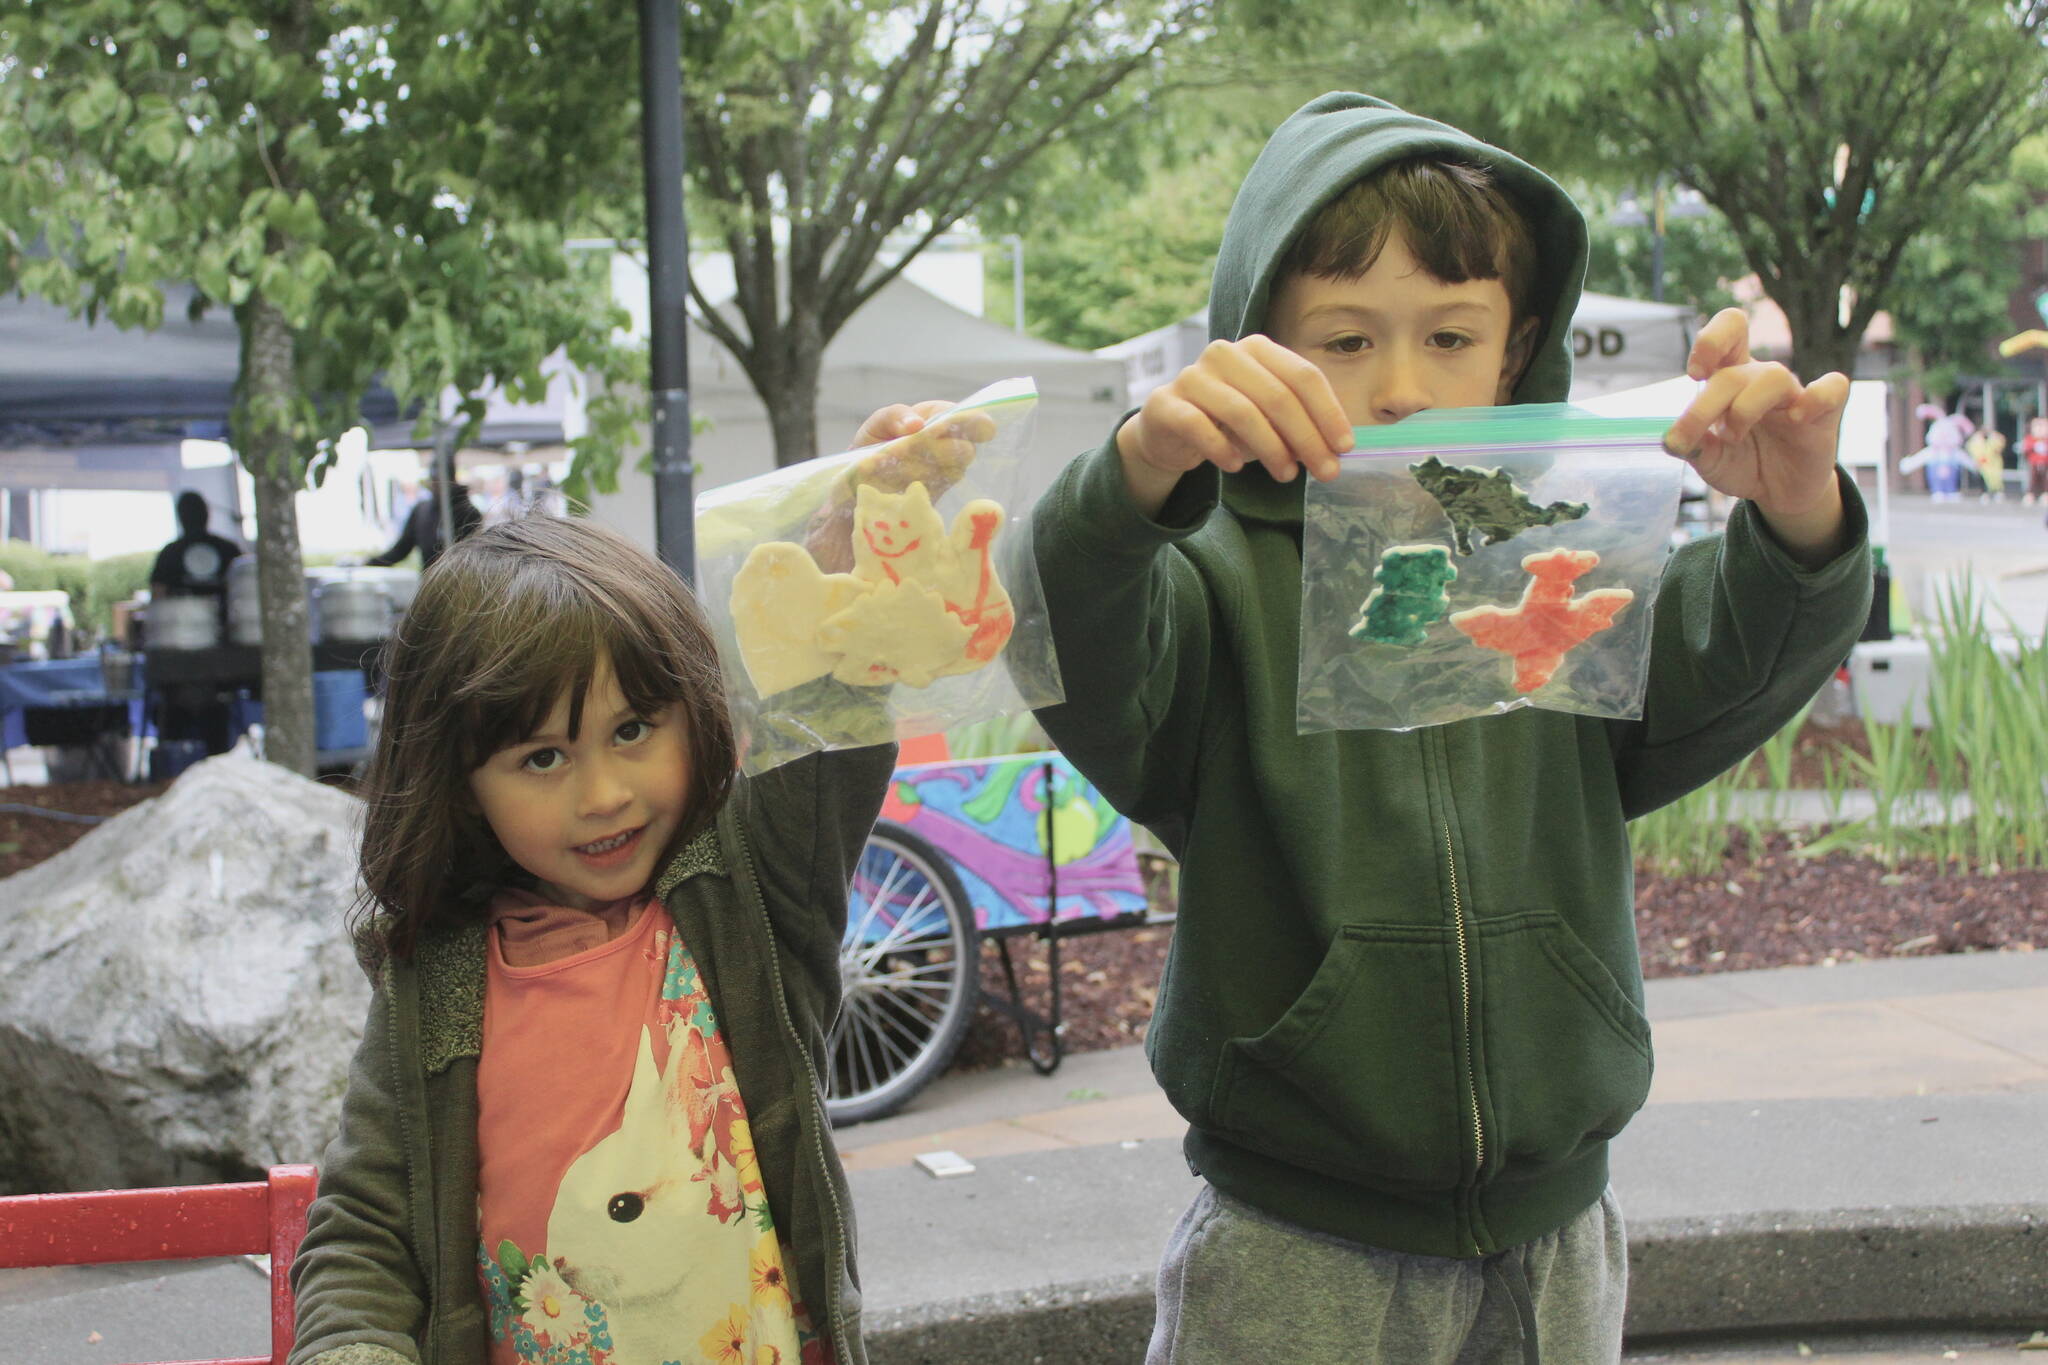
{"left": 726, "top": 479, "right": 1015, "bottom": 697}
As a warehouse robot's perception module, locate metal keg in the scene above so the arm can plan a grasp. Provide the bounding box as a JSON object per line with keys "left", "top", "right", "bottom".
{"left": 146, "top": 596, "right": 221, "bottom": 651}
{"left": 225, "top": 558, "right": 263, "bottom": 645}
{"left": 315, "top": 578, "right": 394, "bottom": 642}
{"left": 373, "top": 567, "right": 421, "bottom": 616}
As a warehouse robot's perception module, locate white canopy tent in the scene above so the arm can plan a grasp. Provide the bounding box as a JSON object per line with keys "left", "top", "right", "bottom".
{"left": 584, "top": 274, "right": 1128, "bottom": 548}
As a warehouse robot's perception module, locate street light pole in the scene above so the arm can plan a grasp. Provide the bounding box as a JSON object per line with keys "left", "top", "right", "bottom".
{"left": 639, "top": 0, "right": 694, "bottom": 584}
{"left": 1649, "top": 175, "right": 1666, "bottom": 304}
{"left": 1002, "top": 234, "right": 1025, "bottom": 334}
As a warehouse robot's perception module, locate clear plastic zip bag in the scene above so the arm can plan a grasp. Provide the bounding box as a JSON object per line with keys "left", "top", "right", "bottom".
{"left": 695, "top": 377, "right": 1063, "bottom": 774}
{"left": 1298, "top": 405, "right": 1684, "bottom": 733}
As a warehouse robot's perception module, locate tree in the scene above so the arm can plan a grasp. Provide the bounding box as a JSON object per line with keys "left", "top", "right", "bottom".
{"left": 1573, "top": 181, "right": 1747, "bottom": 321}
{"left": 626, "top": 0, "right": 1210, "bottom": 467}
{"left": 982, "top": 131, "right": 1249, "bottom": 350}
{"left": 1269, "top": 0, "right": 2048, "bottom": 382}
{"left": 1, "top": 0, "right": 635, "bottom": 774}
{"left": 1884, "top": 134, "right": 2048, "bottom": 396}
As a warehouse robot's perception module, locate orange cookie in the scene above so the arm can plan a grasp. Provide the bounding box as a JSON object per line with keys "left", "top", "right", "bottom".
{"left": 1449, "top": 548, "right": 1634, "bottom": 693}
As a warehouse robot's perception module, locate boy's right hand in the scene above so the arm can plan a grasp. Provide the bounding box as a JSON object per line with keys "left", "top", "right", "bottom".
{"left": 1117, "top": 335, "right": 1354, "bottom": 518}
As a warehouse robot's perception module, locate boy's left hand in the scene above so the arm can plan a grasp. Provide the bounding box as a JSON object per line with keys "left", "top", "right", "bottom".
{"left": 1663, "top": 307, "right": 1851, "bottom": 567}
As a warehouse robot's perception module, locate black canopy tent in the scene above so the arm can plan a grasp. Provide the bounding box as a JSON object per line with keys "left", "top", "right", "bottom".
{"left": 6, "top": 0, "right": 689, "bottom": 560}
{"left": 0, "top": 284, "right": 566, "bottom": 550}
{"left": 0, "top": 283, "right": 413, "bottom": 453}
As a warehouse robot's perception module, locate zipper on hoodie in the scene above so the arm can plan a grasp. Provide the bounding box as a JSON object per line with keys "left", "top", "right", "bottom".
{"left": 732, "top": 819, "right": 858, "bottom": 1365}
{"left": 1442, "top": 816, "right": 1484, "bottom": 1176}
{"left": 1426, "top": 728, "right": 1486, "bottom": 1257}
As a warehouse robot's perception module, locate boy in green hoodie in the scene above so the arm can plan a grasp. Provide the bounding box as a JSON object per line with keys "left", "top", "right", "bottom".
{"left": 1024, "top": 92, "right": 1866, "bottom": 1362}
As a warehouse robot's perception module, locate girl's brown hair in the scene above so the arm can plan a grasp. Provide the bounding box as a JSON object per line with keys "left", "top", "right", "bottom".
{"left": 1279, "top": 156, "right": 1540, "bottom": 326}
{"left": 350, "top": 514, "right": 736, "bottom": 968}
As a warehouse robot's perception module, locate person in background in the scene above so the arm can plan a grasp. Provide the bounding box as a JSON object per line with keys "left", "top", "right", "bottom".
{"left": 2020, "top": 415, "right": 2048, "bottom": 508}
{"left": 149, "top": 490, "right": 243, "bottom": 627}
{"left": 368, "top": 465, "right": 482, "bottom": 569}
{"left": 148, "top": 490, "right": 244, "bottom": 755}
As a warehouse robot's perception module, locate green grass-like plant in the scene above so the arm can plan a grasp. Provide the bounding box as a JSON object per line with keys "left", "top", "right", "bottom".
{"left": 1630, "top": 573, "right": 2048, "bottom": 877}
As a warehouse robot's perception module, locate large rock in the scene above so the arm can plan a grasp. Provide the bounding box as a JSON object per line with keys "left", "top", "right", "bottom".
{"left": 0, "top": 751, "right": 369, "bottom": 1194}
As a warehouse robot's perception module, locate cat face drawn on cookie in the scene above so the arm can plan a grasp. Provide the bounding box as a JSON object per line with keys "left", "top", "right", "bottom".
{"left": 852, "top": 481, "right": 946, "bottom": 584}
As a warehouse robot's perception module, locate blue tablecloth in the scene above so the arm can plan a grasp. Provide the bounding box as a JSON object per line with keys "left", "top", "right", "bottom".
{"left": 0, "top": 657, "right": 143, "bottom": 751}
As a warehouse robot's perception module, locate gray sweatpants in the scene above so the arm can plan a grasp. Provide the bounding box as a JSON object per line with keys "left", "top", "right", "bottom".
{"left": 1147, "top": 1184, "right": 1627, "bottom": 1364}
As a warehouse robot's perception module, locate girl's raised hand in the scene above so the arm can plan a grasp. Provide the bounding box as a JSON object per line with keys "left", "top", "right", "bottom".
{"left": 850, "top": 401, "right": 998, "bottom": 451}
{"left": 1662, "top": 307, "right": 1851, "bottom": 565}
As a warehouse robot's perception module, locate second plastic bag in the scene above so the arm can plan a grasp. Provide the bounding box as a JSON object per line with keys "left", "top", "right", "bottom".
{"left": 1298, "top": 405, "right": 1685, "bottom": 733}
{"left": 696, "top": 377, "right": 1063, "bottom": 774}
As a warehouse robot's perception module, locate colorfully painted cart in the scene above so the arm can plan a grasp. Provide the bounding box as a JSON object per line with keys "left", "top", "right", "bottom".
{"left": 829, "top": 751, "right": 1155, "bottom": 1124}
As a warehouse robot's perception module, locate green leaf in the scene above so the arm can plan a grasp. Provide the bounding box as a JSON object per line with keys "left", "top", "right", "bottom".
{"left": 141, "top": 120, "right": 182, "bottom": 167}
{"left": 187, "top": 25, "right": 223, "bottom": 60}
{"left": 263, "top": 188, "right": 298, "bottom": 234}
{"left": 288, "top": 189, "right": 324, "bottom": 241}
{"left": 496, "top": 1239, "right": 528, "bottom": 1283}
{"left": 153, "top": 3, "right": 189, "bottom": 39}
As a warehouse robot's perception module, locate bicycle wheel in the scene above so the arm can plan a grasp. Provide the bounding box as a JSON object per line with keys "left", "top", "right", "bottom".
{"left": 827, "top": 822, "right": 981, "bottom": 1125}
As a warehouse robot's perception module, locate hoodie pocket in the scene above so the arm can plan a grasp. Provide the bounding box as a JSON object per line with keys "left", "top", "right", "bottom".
{"left": 1208, "top": 924, "right": 1465, "bottom": 1194}
{"left": 1477, "top": 913, "right": 1653, "bottom": 1172}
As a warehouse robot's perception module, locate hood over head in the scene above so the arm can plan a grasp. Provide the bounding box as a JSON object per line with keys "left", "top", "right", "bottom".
{"left": 1207, "top": 93, "right": 1590, "bottom": 521}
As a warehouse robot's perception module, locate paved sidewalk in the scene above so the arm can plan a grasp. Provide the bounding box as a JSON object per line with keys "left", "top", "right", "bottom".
{"left": 840, "top": 950, "right": 2048, "bottom": 1361}
{"left": 2, "top": 951, "right": 2042, "bottom": 1363}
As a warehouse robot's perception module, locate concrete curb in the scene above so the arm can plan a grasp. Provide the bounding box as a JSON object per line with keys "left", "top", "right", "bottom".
{"left": 864, "top": 1205, "right": 2048, "bottom": 1363}
{"left": 866, "top": 1274, "right": 1154, "bottom": 1365}
{"left": 1624, "top": 1204, "right": 2048, "bottom": 1341}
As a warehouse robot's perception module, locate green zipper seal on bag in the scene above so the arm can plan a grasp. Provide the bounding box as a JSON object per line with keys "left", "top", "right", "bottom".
{"left": 1343, "top": 403, "right": 1673, "bottom": 454}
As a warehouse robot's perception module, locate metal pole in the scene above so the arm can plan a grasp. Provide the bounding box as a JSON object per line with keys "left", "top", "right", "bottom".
{"left": 1004, "top": 234, "right": 1025, "bottom": 334}
{"left": 1650, "top": 176, "right": 1666, "bottom": 304}
{"left": 432, "top": 421, "right": 457, "bottom": 559}
{"left": 639, "top": 0, "right": 695, "bottom": 583}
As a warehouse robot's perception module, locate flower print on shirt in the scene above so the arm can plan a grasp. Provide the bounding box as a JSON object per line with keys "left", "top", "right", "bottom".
{"left": 479, "top": 1240, "right": 616, "bottom": 1365}
{"left": 478, "top": 922, "right": 806, "bottom": 1365}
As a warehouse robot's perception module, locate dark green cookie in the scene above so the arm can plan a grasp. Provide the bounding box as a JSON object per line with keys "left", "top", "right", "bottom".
{"left": 1411, "top": 455, "right": 1589, "bottom": 555}
{"left": 1350, "top": 544, "right": 1459, "bottom": 647}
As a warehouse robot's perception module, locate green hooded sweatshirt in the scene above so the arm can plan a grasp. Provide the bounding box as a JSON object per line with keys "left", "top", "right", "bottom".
{"left": 1029, "top": 92, "right": 1871, "bottom": 1258}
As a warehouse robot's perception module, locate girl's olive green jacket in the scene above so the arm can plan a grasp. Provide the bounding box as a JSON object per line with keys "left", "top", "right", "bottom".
{"left": 287, "top": 745, "right": 895, "bottom": 1365}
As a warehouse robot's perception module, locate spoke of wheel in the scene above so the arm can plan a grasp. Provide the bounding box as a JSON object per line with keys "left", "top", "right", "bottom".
{"left": 847, "top": 855, "right": 912, "bottom": 949}
{"left": 848, "top": 994, "right": 919, "bottom": 1071}
{"left": 864, "top": 1000, "right": 923, "bottom": 1070}
{"left": 869, "top": 974, "right": 958, "bottom": 998}
{"left": 848, "top": 994, "right": 885, "bottom": 1094}
{"left": 860, "top": 887, "right": 948, "bottom": 966}
{"left": 859, "top": 884, "right": 936, "bottom": 963}
{"left": 872, "top": 957, "right": 961, "bottom": 980}
{"left": 868, "top": 981, "right": 944, "bottom": 1037}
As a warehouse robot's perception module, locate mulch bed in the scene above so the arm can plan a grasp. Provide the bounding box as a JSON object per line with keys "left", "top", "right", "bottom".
{"left": 7, "top": 773, "right": 2042, "bottom": 1079}
{"left": 954, "top": 842, "right": 2045, "bottom": 1072}
{"left": 0, "top": 780, "right": 170, "bottom": 881}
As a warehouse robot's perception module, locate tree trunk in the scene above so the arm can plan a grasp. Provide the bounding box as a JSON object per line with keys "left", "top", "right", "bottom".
{"left": 243, "top": 294, "right": 315, "bottom": 778}
{"left": 765, "top": 317, "right": 827, "bottom": 468}
{"left": 1774, "top": 278, "right": 1862, "bottom": 383}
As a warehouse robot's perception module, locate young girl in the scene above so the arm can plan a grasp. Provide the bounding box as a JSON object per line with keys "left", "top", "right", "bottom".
{"left": 288, "top": 512, "right": 896, "bottom": 1365}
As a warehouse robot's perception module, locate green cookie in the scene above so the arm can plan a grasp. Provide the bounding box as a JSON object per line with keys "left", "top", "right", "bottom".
{"left": 1350, "top": 544, "right": 1459, "bottom": 647}
{"left": 1412, "top": 455, "right": 1589, "bottom": 555}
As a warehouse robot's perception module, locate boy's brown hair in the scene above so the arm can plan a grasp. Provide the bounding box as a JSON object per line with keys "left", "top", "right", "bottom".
{"left": 1278, "top": 155, "right": 1540, "bottom": 325}
{"left": 350, "top": 514, "right": 736, "bottom": 968}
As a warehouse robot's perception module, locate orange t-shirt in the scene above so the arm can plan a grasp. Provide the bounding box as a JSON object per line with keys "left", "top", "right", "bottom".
{"left": 474, "top": 891, "right": 821, "bottom": 1365}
